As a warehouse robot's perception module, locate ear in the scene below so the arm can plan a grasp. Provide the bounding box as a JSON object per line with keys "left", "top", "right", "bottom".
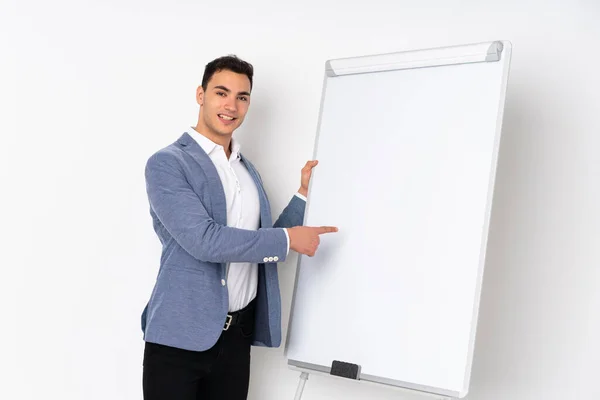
{"left": 196, "top": 86, "right": 204, "bottom": 106}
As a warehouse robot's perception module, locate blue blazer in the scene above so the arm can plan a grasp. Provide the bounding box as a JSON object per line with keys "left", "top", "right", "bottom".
{"left": 141, "top": 132, "right": 305, "bottom": 351}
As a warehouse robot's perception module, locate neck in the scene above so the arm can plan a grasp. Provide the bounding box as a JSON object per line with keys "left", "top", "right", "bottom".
{"left": 193, "top": 122, "right": 232, "bottom": 159}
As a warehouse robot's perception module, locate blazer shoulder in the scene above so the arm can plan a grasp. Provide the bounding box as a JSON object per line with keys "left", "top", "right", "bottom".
{"left": 146, "top": 141, "right": 187, "bottom": 174}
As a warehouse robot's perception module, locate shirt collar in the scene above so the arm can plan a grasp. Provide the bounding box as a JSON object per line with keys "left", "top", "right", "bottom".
{"left": 230, "top": 137, "right": 241, "bottom": 160}
{"left": 187, "top": 126, "right": 241, "bottom": 160}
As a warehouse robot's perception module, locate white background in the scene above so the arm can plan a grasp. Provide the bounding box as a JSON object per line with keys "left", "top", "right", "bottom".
{"left": 2, "top": 1, "right": 599, "bottom": 400}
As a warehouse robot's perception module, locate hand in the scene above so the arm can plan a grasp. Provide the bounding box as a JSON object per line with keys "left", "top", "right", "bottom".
{"left": 298, "top": 160, "right": 318, "bottom": 197}
{"left": 287, "top": 226, "right": 338, "bottom": 257}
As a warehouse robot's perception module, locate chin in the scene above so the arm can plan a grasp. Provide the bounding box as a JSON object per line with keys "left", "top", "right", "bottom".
{"left": 220, "top": 125, "right": 240, "bottom": 135}
{"left": 217, "top": 128, "right": 235, "bottom": 136}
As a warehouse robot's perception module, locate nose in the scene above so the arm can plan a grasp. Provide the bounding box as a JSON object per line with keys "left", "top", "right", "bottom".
{"left": 224, "top": 97, "right": 237, "bottom": 112}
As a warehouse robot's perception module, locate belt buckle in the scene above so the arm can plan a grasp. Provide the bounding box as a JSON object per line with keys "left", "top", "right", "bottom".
{"left": 223, "top": 314, "right": 232, "bottom": 331}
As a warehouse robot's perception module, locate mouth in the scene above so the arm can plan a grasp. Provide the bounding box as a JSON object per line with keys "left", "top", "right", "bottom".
{"left": 218, "top": 114, "right": 237, "bottom": 125}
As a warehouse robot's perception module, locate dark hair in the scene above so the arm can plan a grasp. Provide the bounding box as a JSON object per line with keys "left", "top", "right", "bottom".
{"left": 201, "top": 55, "right": 254, "bottom": 91}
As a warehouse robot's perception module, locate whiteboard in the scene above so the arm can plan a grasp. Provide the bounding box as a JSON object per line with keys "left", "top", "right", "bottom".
{"left": 285, "top": 41, "right": 512, "bottom": 398}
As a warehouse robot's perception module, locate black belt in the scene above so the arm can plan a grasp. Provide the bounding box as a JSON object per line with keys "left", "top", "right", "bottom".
{"left": 224, "top": 299, "right": 256, "bottom": 331}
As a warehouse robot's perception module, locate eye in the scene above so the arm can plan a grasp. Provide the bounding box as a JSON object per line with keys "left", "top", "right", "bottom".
{"left": 216, "top": 91, "right": 226, "bottom": 97}
{"left": 238, "top": 96, "right": 248, "bottom": 102}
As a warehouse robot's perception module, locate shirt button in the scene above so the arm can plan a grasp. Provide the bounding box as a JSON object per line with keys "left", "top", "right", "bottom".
{"left": 221, "top": 279, "right": 226, "bottom": 286}
{"left": 268, "top": 257, "right": 274, "bottom": 262}
{"left": 274, "top": 256, "right": 279, "bottom": 262}
{"left": 263, "top": 257, "right": 269, "bottom": 262}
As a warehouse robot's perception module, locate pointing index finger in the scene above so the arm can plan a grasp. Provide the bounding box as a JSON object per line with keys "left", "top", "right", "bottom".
{"left": 316, "top": 226, "right": 338, "bottom": 234}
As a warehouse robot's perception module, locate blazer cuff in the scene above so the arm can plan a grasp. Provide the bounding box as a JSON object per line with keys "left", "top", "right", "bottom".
{"left": 295, "top": 192, "right": 307, "bottom": 202}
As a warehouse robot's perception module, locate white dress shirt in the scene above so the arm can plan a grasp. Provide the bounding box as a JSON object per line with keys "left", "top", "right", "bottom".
{"left": 187, "top": 127, "right": 305, "bottom": 312}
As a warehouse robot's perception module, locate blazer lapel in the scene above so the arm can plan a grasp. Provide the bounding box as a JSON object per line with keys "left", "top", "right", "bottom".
{"left": 176, "top": 132, "right": 227, "bottom": 226}
{"left": 240, "top": 154, "right": 272, "bottom": 228}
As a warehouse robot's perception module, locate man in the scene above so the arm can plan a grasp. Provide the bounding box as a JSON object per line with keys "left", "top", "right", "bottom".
{"left": 141, "top": 55, "right": 338, "bottom": 400}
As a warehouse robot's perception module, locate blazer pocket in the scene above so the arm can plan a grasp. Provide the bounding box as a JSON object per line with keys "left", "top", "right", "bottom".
{"left": 162, "top": 264, "right": 206, "bottom": 276}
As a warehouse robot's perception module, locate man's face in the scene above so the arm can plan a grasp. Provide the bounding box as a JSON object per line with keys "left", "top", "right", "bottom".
{"left": 196, "top": 69, "right": 251, "bottom": 138}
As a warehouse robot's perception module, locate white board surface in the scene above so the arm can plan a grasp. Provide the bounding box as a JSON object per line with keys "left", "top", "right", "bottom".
{"left": 285, "top": 41, "right": 512, "bottom": 398}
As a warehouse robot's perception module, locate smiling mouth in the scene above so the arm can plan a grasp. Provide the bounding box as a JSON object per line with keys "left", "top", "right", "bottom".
{"left": 218, "top": 114, "right": 236, "bottom": 121}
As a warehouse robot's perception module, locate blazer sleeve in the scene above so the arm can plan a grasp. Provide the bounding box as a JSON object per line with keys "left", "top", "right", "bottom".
{"left": 273, "top": 195, "right": 306, "bottom": 228}
{"left": 145, "top": 152, "right": 288, "bottom": 264}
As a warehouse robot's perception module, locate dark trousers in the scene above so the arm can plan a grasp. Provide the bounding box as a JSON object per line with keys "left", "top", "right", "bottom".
{"left": 142, "top": 300, "right": 256, "bottom": 400}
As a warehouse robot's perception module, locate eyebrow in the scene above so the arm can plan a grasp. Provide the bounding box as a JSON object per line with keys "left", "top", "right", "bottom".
{"left": 213, "top": 85, "right": 251, "bottom": 97}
